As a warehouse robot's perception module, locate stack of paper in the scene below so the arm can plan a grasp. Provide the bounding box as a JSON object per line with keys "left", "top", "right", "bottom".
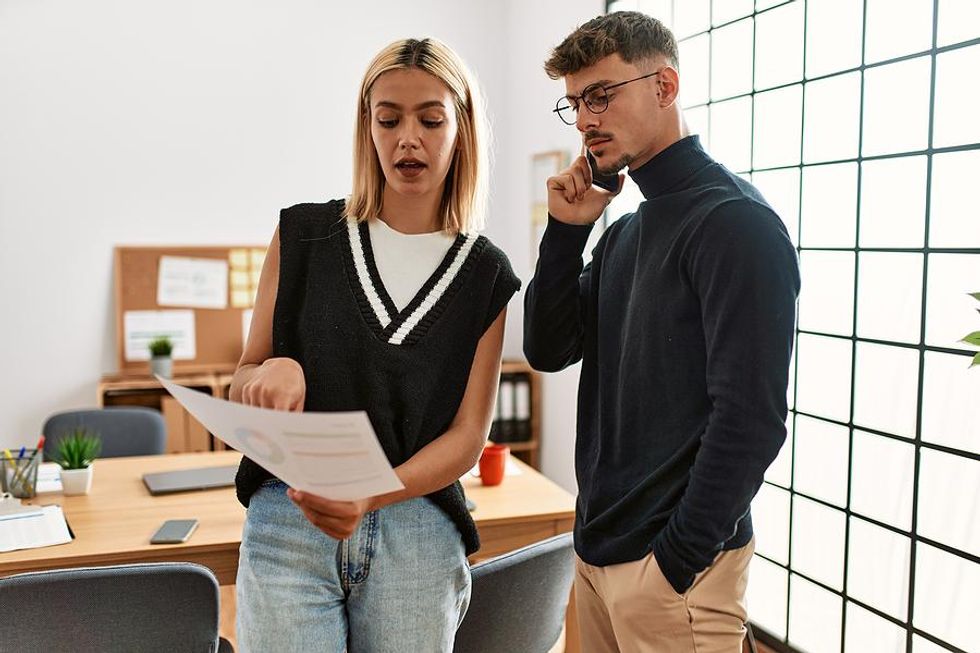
{"left": 0, "top": 504, "right": 72, "bottom": 553}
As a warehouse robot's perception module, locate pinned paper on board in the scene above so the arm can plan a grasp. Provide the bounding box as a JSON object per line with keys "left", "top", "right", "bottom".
{"left": 123, "top": 310, "right": 196, "bottom": 361}
{"left": 157, "top": 256, "right": 229, "bottom": 309}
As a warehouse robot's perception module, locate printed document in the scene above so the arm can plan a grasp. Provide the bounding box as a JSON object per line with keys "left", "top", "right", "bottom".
{"left": 158, "top": 378, "right": 404, "bottom": 500}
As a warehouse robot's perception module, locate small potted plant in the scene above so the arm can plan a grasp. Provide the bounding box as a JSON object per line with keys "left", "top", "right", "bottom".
{"left": 54, "top": 428, "right": 102, "bottom": 495}
{"left": 963, "top": 292, "right": 980, "bottom": 368}
{"left": 148, "top": 336, "right": 174, "bottom": 378}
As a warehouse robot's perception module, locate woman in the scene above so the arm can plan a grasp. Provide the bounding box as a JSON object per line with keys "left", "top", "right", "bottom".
{"left": 230, "top": 38, "right": 519, "bottom": 652}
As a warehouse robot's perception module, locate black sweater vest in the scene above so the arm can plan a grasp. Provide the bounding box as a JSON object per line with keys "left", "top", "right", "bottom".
{"left": 235, "top": 200, "right": 521, "bottom": 555}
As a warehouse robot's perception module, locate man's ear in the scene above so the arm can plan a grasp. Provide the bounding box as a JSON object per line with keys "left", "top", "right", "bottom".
{"left": 657, "top": 66, "right": 680, "bottom": 107}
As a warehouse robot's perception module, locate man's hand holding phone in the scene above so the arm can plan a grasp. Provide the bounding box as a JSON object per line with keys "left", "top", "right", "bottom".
{"left": 547, "top": 147, "right": 623, "bottom": 226}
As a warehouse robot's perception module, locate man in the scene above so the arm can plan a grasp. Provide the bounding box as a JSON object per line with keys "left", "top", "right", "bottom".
{"left": 524, "top": 11, "right": 800, "bottom": 653}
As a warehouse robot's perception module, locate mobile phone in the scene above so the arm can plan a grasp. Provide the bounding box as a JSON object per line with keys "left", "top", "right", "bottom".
{"left": 586, "top": 150, "right": 620, "bottom": 193}
{"left": 150, "top": 519, "right": 198, "bottom": 544}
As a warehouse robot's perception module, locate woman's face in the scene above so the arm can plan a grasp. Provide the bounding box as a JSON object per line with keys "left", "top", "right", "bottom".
{"left": 370, "top": 68, "right": 459, "bottom": 201}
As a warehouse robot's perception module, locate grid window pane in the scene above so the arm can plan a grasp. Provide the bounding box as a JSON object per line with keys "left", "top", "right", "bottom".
{"left": 796, "top": 334, "right": 852, "bottom": 422}
{"left": 803, "top": 72, "right": 861, "bottom": 164}
{"left": 766, "top": 416, "right": 793, "bottom": 487}
{"left": 865, "top": 0, "right": 933, "bottom": 63}
{"left": 708, "top": 96, "right": 752, "bottom": 171}
{"left": 796, "top": 334, "right": 851, "bottom": 422}
{"left": 753, "top": 483, "right": 791, "bottom": 564}
{"left": 938, "top": 0, "right": 980, "bottom": 47}
{"left": 862, "top": 57, "right": 932, "bottom": 157}
{"left": 801, "top": 163, "right": 858, "bottom": 248}
{"left": 799, "top": 250, "right": 854, "bottom": 336}
{"left": 845, "top": 602, "right": 908, "bottom": 653}
{"left": 921, "top": 351, "right": 980, "bottom": 455}
{"left": 793, "top": 415, "right": 849, "bottom": 507}
{"left": 787, "top": 343, "right": 797, "bottom": 410}
{"left": 789, "top": 574, "right": 843, "bottom": 653}
{"left": 755, "top": 0, "right": 786, "bottom": 10}
{"left": 859, "top": 156, "right": 927, "bottom": 248}
{"left": 673, "top": 0, "right": 710, "bottom": 38}
{"left": 917, "top": 449, "right": 980, "bottom": 554}
{"left": 686, "top": 106, "right": 709, "bottom": 145}
{"left": 930, "top": 150, "right": 980, "bottom": 248}
{"left": 856, "top": 252, "right": 924, "bottom": 344}
{"left": 805, "top": 0, "right": 863, "bottom": 78}
{"left": 713, "top": 0, "right": 754, "bottom": 26}
{"left": 752, "top": 168, "right": 800, "bottom": 246}
{"left": 933, "top": 45, "right": 980, "bottom": 148}
{"left": 747, "top": 556, "right": 788, "bottom": 638}
{"left": 913, "top": 543, "right": 980, "bottom": 653}
{"left": 924, "top": 253, "right": 980, "bottom": 349}
{"left": 847, "top": 518, "right": 911, "bottom": 619}
{"left": 853, "top": 342, "right": 920, "bottom": 438}
{"left": 851, "top": 429, "right": 915, "bottom": 530}
{"left": 753, "top": 84, "right": 802, "bottom": 169}
{"left": 791, "top": 495, "right": 846, "bottom": 590}
{"left": 679, "top": 34, "right": 710, "bottom": 107}
{"left": 754, "top": 0, "right": 803, "bottom": 90}
{"left": 710, "top": 17, "right": 754, "bottom": 100}
{"left": 913, "top": 635, "right": 960, "bottom": 653}
{"left": 637, "top": 0, "right": 671, "bottom": 21}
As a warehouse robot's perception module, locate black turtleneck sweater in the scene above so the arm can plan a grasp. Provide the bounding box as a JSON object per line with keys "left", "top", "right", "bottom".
{"left": 524, "top": 135, "right": 800, "bottom": 593}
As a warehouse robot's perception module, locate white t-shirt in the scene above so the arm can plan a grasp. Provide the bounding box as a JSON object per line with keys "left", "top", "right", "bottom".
{"left": 368, "top": 218, "right": 456, "bottom": 311}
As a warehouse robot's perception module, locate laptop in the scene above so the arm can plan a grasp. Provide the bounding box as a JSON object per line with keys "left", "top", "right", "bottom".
{"left": 142, "top": 465, "right": 238, "bottom": 495}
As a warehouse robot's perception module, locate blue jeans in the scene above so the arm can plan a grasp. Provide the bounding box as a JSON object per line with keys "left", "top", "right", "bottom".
{"left": 236, "top": 480, "right": 471, "bottom": 653}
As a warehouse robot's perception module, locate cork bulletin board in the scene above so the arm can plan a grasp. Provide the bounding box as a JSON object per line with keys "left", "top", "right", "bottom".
{"left": 114, "top": 245, "right": 265, "bottom": 374}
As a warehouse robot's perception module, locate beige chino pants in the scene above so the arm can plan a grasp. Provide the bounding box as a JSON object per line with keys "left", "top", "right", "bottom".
{"left": 574, "top": 538, "right": 755, "bottom": 653}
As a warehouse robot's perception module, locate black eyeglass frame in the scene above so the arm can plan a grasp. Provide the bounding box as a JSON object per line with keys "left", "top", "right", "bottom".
{"left": 553, "top": 70, "right": 663, "bottom": 125}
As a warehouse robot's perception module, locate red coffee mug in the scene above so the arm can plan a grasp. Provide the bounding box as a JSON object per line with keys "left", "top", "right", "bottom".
{"left": 478, "top": 443, "right": 509, "bottom": 486}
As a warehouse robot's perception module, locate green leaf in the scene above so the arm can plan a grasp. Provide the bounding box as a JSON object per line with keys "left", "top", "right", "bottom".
{"left": 970, "top": 292, "right": 980, "bottom": 302}
{"left": 961, "top": 331, "right": 980, "bottom": 347}
{"left": 972, "top": 352, "right": 980, "bottom": 368}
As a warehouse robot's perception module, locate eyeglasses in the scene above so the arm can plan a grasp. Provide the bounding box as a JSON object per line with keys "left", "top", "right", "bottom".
{"left": 553, "top": 70, "right": 662, "bottom": 125}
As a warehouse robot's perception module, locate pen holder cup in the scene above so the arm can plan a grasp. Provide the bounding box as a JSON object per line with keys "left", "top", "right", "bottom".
{"left": 1, "top": 448, "right": 41, "bottom": 498}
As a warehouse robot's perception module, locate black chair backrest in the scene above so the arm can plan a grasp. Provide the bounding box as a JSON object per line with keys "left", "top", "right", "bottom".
{"left": 42, "top": 407, "right": 167, "bottom": 459}
{"left": 454, "top": 533, "right": 575, "bottom": 653}
{"left": 0, "top": 562, "right": 226, "bottom": 653}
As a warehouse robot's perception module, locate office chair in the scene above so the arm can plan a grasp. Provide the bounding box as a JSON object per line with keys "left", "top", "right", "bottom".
{"left": 42, "top": 407, "right": 166, "bottom": 459}
{"left": 0, "top": 562, "right": 232, "bottom": 652}
{"left": 454, "top": 532, "right": 575, "bottom": 653}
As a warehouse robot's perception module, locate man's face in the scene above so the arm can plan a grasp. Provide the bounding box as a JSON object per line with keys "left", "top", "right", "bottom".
{"left": 563, "top": 54, "right": 664, "bottom": 175}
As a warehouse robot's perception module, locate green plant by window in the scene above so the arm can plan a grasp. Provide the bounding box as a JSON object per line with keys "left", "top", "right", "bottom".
{"left": 148, "top": 336, "right": 173, "bottom": 357}
{"left": 962, "top": 292, "right": 980, "bottom": 368}
{"left": 54, "top": 428, "right": 102, "bottom": 470}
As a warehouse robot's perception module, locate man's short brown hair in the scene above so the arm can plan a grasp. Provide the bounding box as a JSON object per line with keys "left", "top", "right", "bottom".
{"left": 544, "top": 11, "right": 678, "bottom": 80}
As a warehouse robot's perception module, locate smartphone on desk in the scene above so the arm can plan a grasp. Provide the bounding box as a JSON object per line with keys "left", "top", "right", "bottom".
{"left": 586, "top": 150, "right": 620, "bottom": 193}
{"left": 150, "top": 519, "right": 198, "bottom": 544}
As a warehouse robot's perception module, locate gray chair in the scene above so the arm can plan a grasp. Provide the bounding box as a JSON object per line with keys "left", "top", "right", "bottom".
{"left": 454, "top": 533, "right": 575, "bottom": 653}
{"left": 42, "top": 407, "right": 166, "bottom": 459}
{"left": 0, "top": 562, "right": 232, "bottom": 652}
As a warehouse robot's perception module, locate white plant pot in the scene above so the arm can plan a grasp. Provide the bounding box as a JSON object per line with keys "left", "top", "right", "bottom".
{"left": 150, "top": 356, "right": 173, "bottom": 378}
{"left": 60, "top": 465, "right": 93, "bottom": 496}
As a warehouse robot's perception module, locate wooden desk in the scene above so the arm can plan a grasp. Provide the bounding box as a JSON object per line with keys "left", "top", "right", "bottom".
{"left": 0, "top": 452, "right": 578, "bottom": 650}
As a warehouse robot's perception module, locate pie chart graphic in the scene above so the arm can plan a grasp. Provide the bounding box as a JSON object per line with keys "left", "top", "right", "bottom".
{"left": 234, "top": 427, "right": 285, "bottom": 465}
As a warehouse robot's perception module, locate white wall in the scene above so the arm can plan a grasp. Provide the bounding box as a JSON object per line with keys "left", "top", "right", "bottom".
{"left": 0, "top": 0, "right": 507, "bottom": 449}
{"left": 497, "top": 0, "right": 605, "bottom": 492}
{"left": 0, "top": 0, "right": 602, "bottom": 495}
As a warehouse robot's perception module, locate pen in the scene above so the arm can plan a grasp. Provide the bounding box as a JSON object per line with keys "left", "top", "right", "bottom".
{"left": 18, "top": 446, "right": 26, "bottom": 459}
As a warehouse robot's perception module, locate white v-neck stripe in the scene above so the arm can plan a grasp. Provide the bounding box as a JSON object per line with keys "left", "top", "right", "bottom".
{"left": 347, "top": 218, "right": 392, "bottom": 328}
{"left": 346, "top": 216, "right": 480, "bottom": 346}
{"left": 388, "top": 232, "right": 478, "bottom": 345}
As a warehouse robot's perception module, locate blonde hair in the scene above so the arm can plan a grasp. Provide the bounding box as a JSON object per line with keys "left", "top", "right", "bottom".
{"left": 345, "top": 38, "right": 490, "bottom": 234}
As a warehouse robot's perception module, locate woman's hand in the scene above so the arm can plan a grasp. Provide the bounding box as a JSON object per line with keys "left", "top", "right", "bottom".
{"left": 288, "top": 489, "right": 374, "bottom": 540}
{"left": 239, "top": 357, "right": 306, "bottom": 412}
